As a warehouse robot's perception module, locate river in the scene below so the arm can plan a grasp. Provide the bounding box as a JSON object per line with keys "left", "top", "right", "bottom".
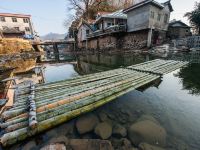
{"left": 0, "top": 51, "right": 200, "bottom": 150}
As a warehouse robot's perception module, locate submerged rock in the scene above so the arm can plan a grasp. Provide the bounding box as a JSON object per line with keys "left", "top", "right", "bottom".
{"left": 68, "top": 139, "right": 113, "bottom": 150}
{"left": 136, "top": 115, "right": 160, "bottom": 125}
{"left": 95, "top": 122, "right": 112, "bottom": 139}
{"left": 112, "top": 124, "right": 127, "bottom": 138}
{"left": 139, "top": 143, "right": 165, "bottom": 150}
{"left": 40, "top": 143, "right": 66, "bottom": 150}
{"left": 98, "top": 111, "right": 113, "bottom": 126}
{"left": 110, "top": 138, "right": 137, "bottom": 150}
{"left": 22, "top": 140, "right": 36, "bottom": 150}
{"left": 76, "top": 113, "right": 99, "bottom": 134}
{"left": 128, "top": 120, "right": 166, "bottom": 146}
{"left": 46, "top": 129, "right": 59, "bottom": 139}
{"left": 48, "top": 135, "right": 69, "bottom": 145}
{"left": 98, "top": 111, "right": 108, "bottom": 122}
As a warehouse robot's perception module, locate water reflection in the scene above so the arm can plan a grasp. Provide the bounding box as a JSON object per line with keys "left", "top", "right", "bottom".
{"left": 1, "top": 51, "right": 200, "bottom": 150}
{"left": 177, "top": 63, "right": 200, "bottom": 95}
{"left": 43, "top": 63, "right": 79, "bottom": 83}
{"left": 75, "top": 53, "right": 153, "bottom": 74}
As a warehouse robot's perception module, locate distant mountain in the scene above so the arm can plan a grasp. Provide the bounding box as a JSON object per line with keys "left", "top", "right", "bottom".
{"left": 40, "top": 33, "right": 67, "bottom": 41}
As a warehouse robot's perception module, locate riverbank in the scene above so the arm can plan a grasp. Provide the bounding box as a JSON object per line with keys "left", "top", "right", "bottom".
{"left": 0, "top": 38, "right": 33, "bottom": 55}
{"left": 1, "top": 52, "right": 200, "bottom": 150}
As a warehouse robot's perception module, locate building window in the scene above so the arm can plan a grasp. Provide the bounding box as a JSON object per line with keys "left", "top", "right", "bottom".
{"left": 0, "top": 17, "right": 6, "bottom": 22}
{"left": 86, "top": 30, "right": 89, "bottom": 35}
{"left": 107, "top": 22, "right": 114, "bottom": 27}
{"left": 107, "top": 23, "right": 112, "bottom": 27}
{"left": 25, "top": 27, "right": 30, "bottom": 32}
{"left": 12, "top": 17, "right": 17, "bottom": 22}
{"left": 157, "top": 14, "right": 161, "bottom": 21}
{"left": 186, "top": 29, "right": 189, "bottom": 33}
{"left": 14, "top": 27, "right": 20, "bottom": 31}
{"left": 151, "top": 11, "right": 155, "bottom": 19}
{"left": 164, "top": 14, "right": 168, "bottom": 23}
{"left": 23, "top": 18, "right": 29, "bottom": 23}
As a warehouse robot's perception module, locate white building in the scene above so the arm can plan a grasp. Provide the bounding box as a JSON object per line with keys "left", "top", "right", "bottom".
{"left": 0, "top": 13, "right": 35, "bottom": 38}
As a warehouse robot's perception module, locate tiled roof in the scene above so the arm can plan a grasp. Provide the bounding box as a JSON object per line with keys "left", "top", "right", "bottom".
{"left": 87, "top": 19, "right": 96, "bottom": 24}
{"left": 102, "top": 10, "right": 127, "bottom": 19}
{"left": 77, "top": 18, "right": 94, "bottom": 31}
{"left": 169, "top": 20, "right": 191, "bottom": 28}
{"left": 124, "top": 0, "right": 164, "bottom": 13}
{"left": 97, "top": 11, "right": 111, "bottom": 16}
{"left": 96, "top": 10, "right": 127, "bottom": 23}
{"left": 0, "top": 13, "right": 31, "bottom": 18}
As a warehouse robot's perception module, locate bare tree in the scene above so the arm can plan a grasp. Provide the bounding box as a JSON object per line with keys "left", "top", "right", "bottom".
{"left": 67, "top": 0, "right": 106, "bottom": 20}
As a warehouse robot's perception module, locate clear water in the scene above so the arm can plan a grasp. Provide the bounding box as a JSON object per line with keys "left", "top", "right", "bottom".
{"left": 42, "top": 63, "right": 79, "bottom": 83}
{"left": 1, "top": 52, "right": 200, "bottom": 149}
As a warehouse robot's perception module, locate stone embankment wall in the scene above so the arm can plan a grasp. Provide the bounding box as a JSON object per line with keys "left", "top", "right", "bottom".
{"left": 80, "top": 30, "right": 148, "bottom": 51}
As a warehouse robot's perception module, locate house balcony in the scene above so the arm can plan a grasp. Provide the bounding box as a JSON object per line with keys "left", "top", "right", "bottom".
{"left": 87, "top": 25, "right": 127, "bottom": 39}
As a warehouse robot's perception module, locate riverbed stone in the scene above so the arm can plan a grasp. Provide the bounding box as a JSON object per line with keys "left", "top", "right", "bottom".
{"left": 57, "top": 120, "right": 75, "bottom": 136}
{"left": 110, "top": 138, "right": 137, "bottom": 150}
{"left": 128, "top": 120, "right": 166, "bottom": 146}
{"left": 113, "top": 124, "right": 127, "bottom": 138}
{"left": 22, "top": 140, "right": 36, "bottom": 150}
{"left": 98, "top": 111, "right": 113, "bottom": 126}
{"left": 40, "top": 143, "right": 66, "bottom": 150}
{"left": 46, "top": 129, "right": 58, "bottom": 138}
{"left": 48, "top": 135, "right": 69, "bottom": 145}
{"left": 76, "top": 113, "right": 99, "bottom": 134}
{"left": 136, "top": 115, "right": 160, "bottom": 125}
{"left": 98, "top": 111, "right": 108, "bottom": 122}
{"left": 68, "top": 139, "right": 114, "bottom": 150}
{"left": 139, "top": 143, "right": 165, "bottom": 150}
{"left": 95, "top": 122, "right": 112, "bottom": 139}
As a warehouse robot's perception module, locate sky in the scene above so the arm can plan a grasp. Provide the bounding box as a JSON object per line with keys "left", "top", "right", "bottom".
{"left": 0, "top": 0, "right": 198, "bottom": 36}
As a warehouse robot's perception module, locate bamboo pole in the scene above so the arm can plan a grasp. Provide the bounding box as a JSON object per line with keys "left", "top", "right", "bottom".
{"left": 28, "top": 84, "right": 37, "bottom": 129}
{"left": 4, "top": 71, "right": 147, "bottom": 121}
{"left": 128, "top": 60, "right": 188, "bottom": 75}
{"left": 0, "top": 75, "right": 159, "bottom": 146}
{"left": 3, "top": 70, "right": 138, "bottom": 115}
{"left": 3, "top": 61, "right": 188, "bottom": 120}
{"left": 3, "top": 73, "right": 155, "bottom": 132}
{"left": 14, "top": 69, "right": 130, "bottom": 100}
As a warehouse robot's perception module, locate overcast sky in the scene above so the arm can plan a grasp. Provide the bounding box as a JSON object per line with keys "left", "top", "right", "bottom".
{"left": 0, "top": 0, "right": 197, "bottom": 35}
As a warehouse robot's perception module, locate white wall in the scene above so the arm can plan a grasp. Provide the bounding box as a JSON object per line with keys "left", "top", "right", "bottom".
{"left": 0, "top": 16, "right": 34, "bottom": 35}
{"left": 78, "top": 25, "right": 91, "bottom": 41}
{"left": 127, "top": 5, "right": 150, "bottom": 32}
{"left": 127, "top": 4, "right": 171, "bottom": 32}
{"left": 149, "top": 5, "right": 170, "bottom": 31}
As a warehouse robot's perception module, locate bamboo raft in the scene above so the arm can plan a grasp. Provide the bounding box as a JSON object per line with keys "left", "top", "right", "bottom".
{"left": 0, "top": 59, "right": 188, "bottom": 147}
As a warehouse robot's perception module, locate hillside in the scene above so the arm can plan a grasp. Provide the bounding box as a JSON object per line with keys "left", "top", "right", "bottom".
{"left": 41, "top": 33, "right": 67, "bottom": 41}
